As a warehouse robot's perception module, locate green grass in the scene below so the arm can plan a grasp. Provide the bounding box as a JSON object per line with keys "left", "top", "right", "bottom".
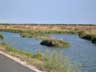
{"left": 0, "top": 28, "right": 77, "bottom": 35}
{"left": 0, "top": 42, "right": 80, "bottom": 72}
{"left": 78, "top": 31, "right": 96, "bottom": 44}
{"left": 20, "top": 32, "right": 33, "bottom": 38}
{"left": 0, "top": 29, "right": 24, "bottom": 33}
{"left": 32, "top": 52, "right": 45, "bottom": 60}
{"left": 42, "top": 51, "right": 80, "bottom": 72}
{"left": 20, "top": 32, "right": 49, "bottom": 39}
{"left": 42, "top": 30, "right": 77, "bottom": 34}
{"left": 0, "top": 34, "right": 4, "bottom": 39}
{"left": 0, "top": 42, "right": 44, "bottom": 59}
{"left": 1, "top": 42, "right": 33, "bottom": 56}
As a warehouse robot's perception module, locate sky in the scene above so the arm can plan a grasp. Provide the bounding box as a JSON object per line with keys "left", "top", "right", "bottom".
{"left": 0, "top": 0, "right": 96, "bottom": 24}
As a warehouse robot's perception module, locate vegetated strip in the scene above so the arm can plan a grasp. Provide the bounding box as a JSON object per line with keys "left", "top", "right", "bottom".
{"left": 78, "top": 31, "right": 96, "bottom": 44}
{"left": 0, "top": 51, "right": 42, "bottom": 72}
{"left": 0, "top": 43, "right": 79, "bottom": 72}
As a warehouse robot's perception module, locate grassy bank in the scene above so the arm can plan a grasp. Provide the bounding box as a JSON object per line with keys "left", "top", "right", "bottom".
{"left": 0, "top": 29, "right": 24, "bottom": 33}
{"left": 0, "top": 29, "right": 49, "bottom": 39}
{"left": 38, "top": 30, "right": 77, "bottom": 34}
{"left": 20, "top": 32, "right": 49, "bottom": 40}
{"left": 0, "top": 29, "right": 77, "bottom": 34}
{"left": 78, "top": 31, "right": 96, "bottom": 44}
{"left": 0, "top": 42, "right": 80, "bottom": 72}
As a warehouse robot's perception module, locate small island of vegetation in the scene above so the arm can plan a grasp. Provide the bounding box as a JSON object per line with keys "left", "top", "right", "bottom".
{"left": 40, "top": 38, "right": 70, "bottom": 48}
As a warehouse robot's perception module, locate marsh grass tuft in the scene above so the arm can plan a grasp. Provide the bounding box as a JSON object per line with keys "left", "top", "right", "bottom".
{"left": 0, "top": 34, "right": 4, "bottom": 39}
{"left": 42, "top": 51, "right": 80, "bottom": 72}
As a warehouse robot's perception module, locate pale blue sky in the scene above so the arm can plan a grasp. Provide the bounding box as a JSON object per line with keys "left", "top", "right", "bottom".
{"left": 0, "top": 0, "right": 96, "bottom": 24}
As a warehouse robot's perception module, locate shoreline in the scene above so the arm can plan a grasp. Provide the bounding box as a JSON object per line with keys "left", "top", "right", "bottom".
{"left": 0, "top": 50, "right": 43, "bottom": 72}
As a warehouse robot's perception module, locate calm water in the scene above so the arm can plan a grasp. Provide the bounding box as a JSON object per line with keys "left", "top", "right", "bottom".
{"left": 1, "top": 32, "right": 96, "bottom": 72}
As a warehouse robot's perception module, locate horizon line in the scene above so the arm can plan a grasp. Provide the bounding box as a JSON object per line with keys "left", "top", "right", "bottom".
{"left": 0, "top": 23, "right": 95, "bottom": 25}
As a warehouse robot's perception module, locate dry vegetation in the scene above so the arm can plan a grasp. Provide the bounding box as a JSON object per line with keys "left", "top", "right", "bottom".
{"left": 0, "top": 24, "right": 95, "bottom": 33}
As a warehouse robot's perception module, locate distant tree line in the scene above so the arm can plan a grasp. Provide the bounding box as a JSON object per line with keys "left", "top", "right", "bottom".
{"left": 0, "top": 23, "right": 95, "bottom": 26}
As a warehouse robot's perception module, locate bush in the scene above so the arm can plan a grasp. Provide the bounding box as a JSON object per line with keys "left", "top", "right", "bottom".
{"left": 40, "top": 39, "right": 70, "bottom": 48}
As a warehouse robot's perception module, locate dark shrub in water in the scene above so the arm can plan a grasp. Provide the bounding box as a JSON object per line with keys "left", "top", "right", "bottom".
{"left": 40, "top": 39, "right": 70, "bottom": 48}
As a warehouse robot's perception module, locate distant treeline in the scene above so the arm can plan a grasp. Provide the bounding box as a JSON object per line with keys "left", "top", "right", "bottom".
{"left": 0, "top": 23, "right": 95, "bottom": 26}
